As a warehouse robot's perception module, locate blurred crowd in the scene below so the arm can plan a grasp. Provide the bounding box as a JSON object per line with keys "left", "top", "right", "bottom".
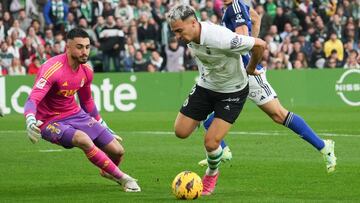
{"left": 0, "top": 0, "right": 359, "bottom": 76}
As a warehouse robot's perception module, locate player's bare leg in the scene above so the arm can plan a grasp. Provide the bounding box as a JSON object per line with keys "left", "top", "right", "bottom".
{"left": 72, "top": 130, "right": 141, "bottom": 192}
{"left": 174, "top": 112, "right": 200, "bottom": 139}
{"left": 202, "top": 118, "right": 232, "bottom": 196}
{"left": 259, "top": 98, "right": 336, "bottom": 173}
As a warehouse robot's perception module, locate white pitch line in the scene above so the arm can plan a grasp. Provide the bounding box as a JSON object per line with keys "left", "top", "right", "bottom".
{"left": 0, "top": 130, "right": 359, "bottom": 138}
{"left": 39, "top": 149, "right": 63, "bottom": 152}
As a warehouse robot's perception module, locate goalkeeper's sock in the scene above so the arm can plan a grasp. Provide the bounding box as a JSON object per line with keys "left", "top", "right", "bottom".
{"left": 284, "top": 112, "right": 325, "bottom": 150}
{"left": 206, "top": 146, "right": 223, "bottom": 176}
{"left": 204, "top": 112, "right": 228, "bottom": 149}
{"left": 84, "top": 145, "right": 124, "bottom": 179}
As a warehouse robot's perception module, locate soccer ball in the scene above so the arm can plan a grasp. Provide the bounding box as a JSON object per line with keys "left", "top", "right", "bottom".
{"left": 171, "top": 171, "right": 203, "bottom": 200}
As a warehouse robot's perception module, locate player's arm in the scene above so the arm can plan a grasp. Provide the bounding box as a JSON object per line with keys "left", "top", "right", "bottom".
{"left": 24, "top": 65, "right": 58, "bottom": 143}
{"left": 249, "top": 8, "right": 261, "bottom": 38}
{"left": 77, "top": 69, "right": 122, "bottom": 141}
{"left": 246, "top": 38, "right": 265, "bottom": 75}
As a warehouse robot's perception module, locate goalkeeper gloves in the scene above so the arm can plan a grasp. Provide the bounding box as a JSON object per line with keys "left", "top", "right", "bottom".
{"left": 99, "top": 118, "right": 123, "bottom": 142}
{"left": 26, "top": 114, "right": 42, "bottom": 144}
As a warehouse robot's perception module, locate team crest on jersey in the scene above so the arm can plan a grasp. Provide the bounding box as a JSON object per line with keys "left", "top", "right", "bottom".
{"left": 230, "top": 36, "right": 242, "bottom": 49}
{"left": 235, "top": 13, "right": 245, "bottom": 23}
{"left": 36, "top": 78, "right": 47, "bottom": 89}
{"left": 80, "top": 78, "right": 85, "bottom": 87}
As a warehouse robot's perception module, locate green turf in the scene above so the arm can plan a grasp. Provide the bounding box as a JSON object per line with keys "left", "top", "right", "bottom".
{"left": 0, "top": 105, "right": 359, "bottom": 202}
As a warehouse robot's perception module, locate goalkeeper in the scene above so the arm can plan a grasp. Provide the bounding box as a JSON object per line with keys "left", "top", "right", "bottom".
{"left": 23, "top": 28, "right": 140, "bottom": 192}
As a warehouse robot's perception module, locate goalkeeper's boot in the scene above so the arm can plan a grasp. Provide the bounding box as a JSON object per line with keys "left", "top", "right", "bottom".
{"left": 117, "top": 175, "right": 141, "bottom": 192}
{"left": 198, "top": 146, "right": 232, "bottom": 166}
{"left": 201, "top": 172, "right": 219, "bottom": 196}
{"left": 320, "top": 139, "right": 336, "bottom": 173}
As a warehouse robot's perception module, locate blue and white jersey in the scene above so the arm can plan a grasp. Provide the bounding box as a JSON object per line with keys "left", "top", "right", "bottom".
{"left": 221, "top": 0, "right": 263, "bottom": 71}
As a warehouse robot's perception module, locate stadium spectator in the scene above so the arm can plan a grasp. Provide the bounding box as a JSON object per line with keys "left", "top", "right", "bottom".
{"left": 149, "top": 50, "right": 164, "bottom": 71}
{"left": 255, "top": 4, "right": 272, "bottom": 38}
{"left": 264, "top": 0, "right": 277, "bottom": 20}
{"left": 99, "top": 15, "right": 124, "bottom": 72}
{"left": 344, "top": 50, "right": 360, "bottom": 69}
{"left": 0, "top": 41, "right": 14, "bottom": 71}
{"left": 310, "top": 39, "right": 326, "bottom": 68}
{"left": 43, "top": 0, "right": 69, "bottom": 32}
{"left": 279, "top": 22, "right": 292, "bottom": 41}
{"left": 27, "top": 57, "right": 41, "bottom": 75}
{"left": 273, "top": 7, "right": 291, "bottom": 33}
{"left": 44, "top": 28, "right": 55, "bottom": 46}
{"left": 123, "top": 44, "right": 136, "bottom": 72}
{"left": 31, "top": 44, "right": 51, "bottom": 64}
{"left": 324, "top": 32, "right": 344, "bottom": 61}
{"left": 65, "top": 13, "right": 77, "bottom": 32}
{"left": 19, "top": 37, "right": 36, "bottom": 67}
{"left": 115, "top": 0, "right": 134, "bottom": 26}
{"left": 133, "top": 50, "right": 149, "bottom": 72}
{"left": 0, "top": 20, "right": 5, "bottom": 42}
{"left": 102, "top": 0, "right": 115, "bottom": 19}
{"left": 137, "top": 13, "right": 158, "bottom": 43}
{"left": 27, "top": 26, "right": 45, "bottom": 49}
{"left": 8, "top": 57, "right": 26, "bottom": 75}
{"left": 80, "top": 0, "right": 92, "bottom": 25}
{"left": 68, "top": 0, "right": 82, "bottom": 21}
{"left": 18, "top": 9, "right": 32, "bottom": 32}
{"left": 54, "top": 32, "right": 66, "bottom": 53}
{"left": 91, "top": 0, "right": 104, "bottom": 26}
{"left": 325, "top": 49, "right": 342, "bottom": 68}
{"left": 2, "top": 11, "right": 13, "bottom": 34}
{"left": 163, "top": 37, "right": 185, "bottom": 72}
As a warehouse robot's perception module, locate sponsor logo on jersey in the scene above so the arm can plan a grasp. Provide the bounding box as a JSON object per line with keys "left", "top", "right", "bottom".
{"left": 36, "top": 78, "right": 47, "bottom": 89}
{"left": 222, "top": 97, "right": 240, "bottom": 102}
{"left": 335, "top": 69, "right": 360, "bottom": 106}
{"left": 224, "top": 105, "right": 230, "bottom": 110}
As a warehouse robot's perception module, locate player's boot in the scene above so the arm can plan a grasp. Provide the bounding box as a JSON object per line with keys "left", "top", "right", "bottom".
{"left": 198, "top": 146, "right": 232, "bottom": 166}
{"left": 118, "top": 175, "right": 141, "bottom": 192}
{"left": 201, "top": 172, "right": 219, "bottom": 196}
{"left": 320, "top": 139, "right": 336, "bottom": 173}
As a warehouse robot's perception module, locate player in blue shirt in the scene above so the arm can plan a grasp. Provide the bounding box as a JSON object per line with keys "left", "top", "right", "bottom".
{"left": 198, "top": 0, "right": 337, "bottom": 173}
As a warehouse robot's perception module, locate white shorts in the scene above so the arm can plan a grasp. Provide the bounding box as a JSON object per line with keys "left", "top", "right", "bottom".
{"left": 247, "top": 73, "right": 277, "bottom": 106}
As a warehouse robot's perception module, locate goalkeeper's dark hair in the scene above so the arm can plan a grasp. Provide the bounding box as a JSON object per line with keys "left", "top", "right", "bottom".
{"left": 66, "top": 28, "right": 89, "bottom": 41}
{"left": 166, "top": 5, "right": 198, "bottom": 23}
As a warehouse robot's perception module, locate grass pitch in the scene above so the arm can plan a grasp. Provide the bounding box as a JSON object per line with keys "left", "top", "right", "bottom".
{"left": 0, "top": 105, "right": 359, "bottom": 202}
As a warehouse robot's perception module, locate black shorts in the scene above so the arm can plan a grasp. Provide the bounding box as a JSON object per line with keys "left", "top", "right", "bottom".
{"left": 180, "top": 84, "right": 249, "bottom": 124}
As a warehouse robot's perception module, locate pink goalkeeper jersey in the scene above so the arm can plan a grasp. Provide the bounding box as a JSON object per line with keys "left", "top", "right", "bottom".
{"left": 25, "top": 53, "right": 97, "bottom": 128}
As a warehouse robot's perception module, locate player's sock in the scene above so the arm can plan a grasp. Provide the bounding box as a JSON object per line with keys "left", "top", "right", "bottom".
{"left": 101, "top": 156, "right": 121, "bottom": 176}
{"left": 204, "top": 112, "right": 228, "bottom": 149}
{"left": 283, "top": 112, "right": 325, "bottom": 150}
{"left": 84, "top": 145, "right": 125, "bottom": 179}
{"left": 206, "top": 146, "right": 223, "bottom": 176}
{"left": 220, "top": 140, "right": 227, "bottom": 149}
{"left": 203, "top": 112, "right": 215, "bottom": 130}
